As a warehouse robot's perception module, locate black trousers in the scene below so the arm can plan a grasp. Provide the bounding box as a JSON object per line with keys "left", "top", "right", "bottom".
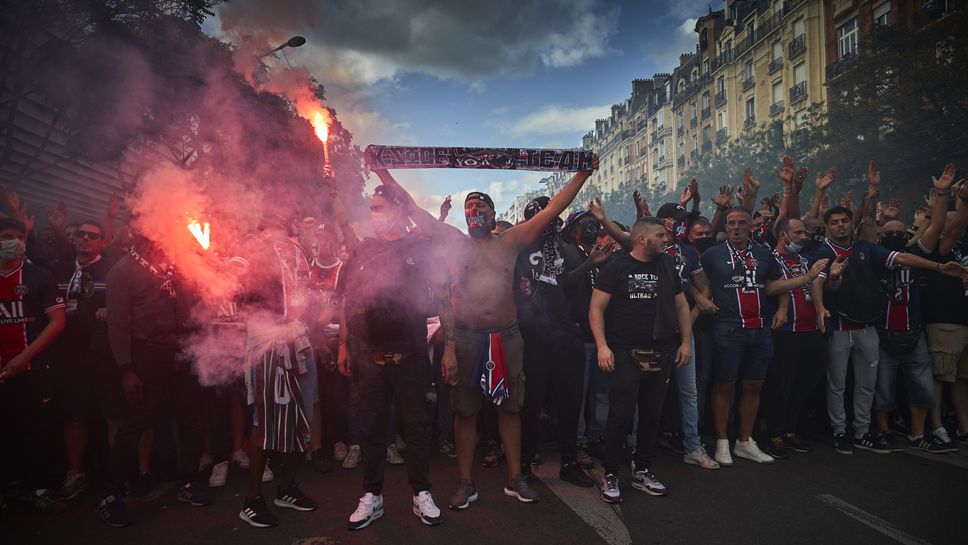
{"left": 354, "top": 345, "right": 433, "bottom": 495}
{"left": 105, "top": 340, "right": 203, "bottom": 494}
{"left": 764, "top": 331, "right": 828, "bottom": 438}
{"left": 603, "top": 345, "right": 673, "bottom": 476}
{"left": 0, "top": 366, "right": 58, "bottom": 492}
{"left": 520, "top": 322, "right": 585, "bottom": 464}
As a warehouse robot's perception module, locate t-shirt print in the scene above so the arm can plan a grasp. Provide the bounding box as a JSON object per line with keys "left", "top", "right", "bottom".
{"left": 628, "top": 273, "right": 658, "bottom": 300}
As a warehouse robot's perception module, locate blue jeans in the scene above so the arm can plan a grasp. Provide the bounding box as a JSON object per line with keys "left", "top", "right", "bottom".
{"left": 713, "top": 323, "right": 774, "bottom": 383}
{"left": 674, "top": 337, "right": 701, "bottom": 452}
{"left": 577, "top": 342, "right": 609, "bottom": 447}
{"left": 874, "top": 334, "right": 935, "bottom": 412}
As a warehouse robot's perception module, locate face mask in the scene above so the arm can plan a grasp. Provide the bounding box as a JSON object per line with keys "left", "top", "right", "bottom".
{"left": 0, "top": 239, "right": 25, "bottom": 260}
{"left": 751, "top": 224, "right": 767, "bottom": 244}
{"left": 371, "top": 211, "right": 398, "bottom": 237}
{"left": 881, "top": 233, "right": 908, "bottom": 251}
{"left": 466, "top": 209, "right": 495, "bottom": 239}
{"left": 673, "top": 221, "right": 688, "bottom": 240}
{"left": 785, "top": 240, "right": 802, "bottom": 254}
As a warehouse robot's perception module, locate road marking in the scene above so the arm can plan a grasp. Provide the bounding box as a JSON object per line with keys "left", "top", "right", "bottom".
{"left": 904, "top": 448, "right": 968, "bottom": 470}
{"left": 534, "top": 458, "right": 632, "bottom": 545}
{"left": 816, "top": 494, "right": 935, "bottom": 545}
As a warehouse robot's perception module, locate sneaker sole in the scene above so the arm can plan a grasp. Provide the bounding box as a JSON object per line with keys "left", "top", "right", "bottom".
{"left": 714, "top": 457, "right": 733, "bottom": 467}
{"left": 98, "top": 513, "right": 131, "bottom": 528}
{"left": 683, "top": 457, "right": 720, "bottom": 470}
{"left": 503, "top": 488, "right": 538, "bottom": 503}
{"left": 630, "top": 481, "right": 667, "bottom": 496}
{"left": 601, "top": 493, "right": 622, "bottom": 504}
{"left": 854, "top": 444, "right": 891, "bottom": 454}
{"left": 178, "top": 496, "right": 212, "bottom": 507}
{"left": 58, "top": 483, "right": 88, "bottom": 501}
{"left": 274, "top": 498, "right": 317, "bottom": 511}
{"left": 239, "top": 510, "right": 277, "bottom": 528}
{"left": 348, "top": 508, "right": 383, "bottom": 530}
{"left": 412, "top": 506, "right": 444, "bottom": 526}
{"left": 733, "top": 451, "right": 775, "bottom": 464}
{"left": 342, "top": 462, "right": 359, "bottom": 469}
{"left": 449, "top": 491, "right": 478, "bottom": 510}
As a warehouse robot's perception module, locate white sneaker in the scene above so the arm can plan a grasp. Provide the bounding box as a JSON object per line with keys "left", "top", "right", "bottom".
{"left": 733, "top": 439, "right": 775, "bottom": 464}
{"left": 343, "top": 445, "right": 361, "bottom": 469}
{"left": 394, "top": 435, "right": 407, "bottom": 451}
{"left": 683, "top": 447, "right": 721, "bottom": 470}
{"left": 348, "top": 492, "right": 384, "bottom": 530}
{"left": 714, "top": 439, "right": 733, "bottom": 467}
{"left": 334, "top": 442, "right": 349, "bottom": 462}
{"left": 208, "top": 461, "right": 229, "bottom": 487}
{"left": 231, "top": 450, "right": 250, "bottom": 469}
{"left": 261, "top": 464, "right": 275, "bottom": 482}
{"left": 412, "top": 491, "right": 443, "bottom": 526}
{"left": 386, "top": 444, "right": 405, "bottom": 465}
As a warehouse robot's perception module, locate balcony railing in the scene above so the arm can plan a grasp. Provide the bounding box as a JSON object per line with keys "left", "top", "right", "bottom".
{"left": 788, "top": 34, "right": 806, "bottom": 59}
{"left": 768, "top": 57, "right": 783, "bottom": 74}
{"left": 770, "top": 100, "right": 785, "bottom": 116}
{"left": 701, "top": 107, "right": 711, "bottom": 119}
{"left": 715, "top": 90, "right": 727, "bottom": 107}
{"left": 744, "top": 116, "right": 756, "bottom": 131}
{"left": 689, "top": 149, "right": 697, "bottom": 161}
{"left": 677, "top": 125, "right": 685, "bottom": 137}
{"left": 677, "top": 155, "right": 686, "bottom": 167}
{"left": 742, "top": 76, "right": 755, "bottom": 92}
{"left": 716, "top": 127, "right": 728, "bottom": 143}
{"left": 826, "top": 52, "right": 858, "bottom": 82}
{"left": 790, "top": 81, "right": 808, "bottom": 104}
{"left": 652, "top": 161, "right": 659, "bottom": 170}
{"left": 658, "top": 157, "right": 673, "bottom": 169}
{"left": 656, "top": 126, "right": 672, "bottom": 140}
{"left": 702, "top": 140, "right": 712, "bottom": 153}
{"left": 690, "top": 117, "right": 698, "bottom": 128}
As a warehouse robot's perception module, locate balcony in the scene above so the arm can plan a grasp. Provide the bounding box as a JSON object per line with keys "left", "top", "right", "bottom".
{"left": 702, "top": 140, "right": 712, "bottom": 153}
{"left": 690, "top": 117, "right": 698, "bottom": 128}
{"left": 716, "top": 127, "right": 728, "bottom": 143}
{"left": 770, "top": 100, "right": 785, "bottom": 117}
{"left": 742, "top": 76, "right": 755, "bottom": 92}
{"left": 715, "top": 90, "right": 727, "bottom": 107}
{"left": 744, "top": 116, "right": 756, "bottom": 131}
{"left": 788, "top": 34, "right": 806, "bottom": 59}
{"left": 677, "top": 155, "right": 686, "bottom": 167}
{"left": 677, "top": 125, "right": 685, "bottom": 137}
{"left": 689, "top": 149, "right": 697, "bottom": 161}
{"left": 826, "top": 53, "right": 858, "bottom": 83}
{"left": 652, "top": 161, "right": 659, "bottom": 170}
{"left": 790, "top": 81, "right": 808, "bottom": 105}
{"left": 701, "top": 107, "right": 711, "bottom": 119}
{"left": 768, "top": 57, "right": 783, "bottom": 75}
{"left": 656, "top": 125, "right": 672, "bottom": 140}
{"left": 658, "top": 157, "right": 674, "bottom": 169}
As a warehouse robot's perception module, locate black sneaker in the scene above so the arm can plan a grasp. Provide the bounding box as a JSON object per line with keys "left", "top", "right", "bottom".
{"left": 129, "top": 472, "right": 152, "bottom": 498}
{"left": 30, "top": 489, "right": 66, "bottom": 515}
{"left": 854, "top": 433, "right": 891, "bottom": 454}
{"left": 481, "top": 441, "right": 504, "bottom": 468}
{"left": 876, "top": 432, "right": 904, "bottom": 453}
{"left": 833, "top": 434, "right": 853, "bottom": 455}
{"left": 97, "top": 495, "right": 133, "bottom": 528}
{"left": 177, "top": 482, "right": 213, "bottom": 506}
{"left": 955, "top": 430, "right": 968, "bottom": 444}
{"left": 764, "top": 437, "right": 788, "bottom": 460}
{"left": 311, "top": 450, "right": 333, "bottom": 474}
{"left": 274, "top": 484, "right": 318, "bottom": 511}
{"left": 575, "top": 449, "right": 595, "bottom": 469}
{"left": 559, "top": 463, "right": 594, "bottom": 488}
{"left": 239, "top": 495, "right": 278, "bottom": 528}
{"left": 781, "top": 433, "right": 812, "bottom": 453}
{"left": 438, "top": 439, "right": 457, "bottom": 459}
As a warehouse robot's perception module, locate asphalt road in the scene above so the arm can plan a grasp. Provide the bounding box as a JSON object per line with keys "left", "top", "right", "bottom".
{"left": 3, "top": 440, "right": 965, "bottom": 545}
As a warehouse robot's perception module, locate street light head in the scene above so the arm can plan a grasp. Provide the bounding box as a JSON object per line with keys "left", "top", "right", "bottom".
{"left": 286, "top": 36, "right": 306, "bottom": 48}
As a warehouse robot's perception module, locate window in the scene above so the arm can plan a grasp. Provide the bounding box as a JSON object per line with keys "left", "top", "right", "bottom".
{"left": 745, "top": 97, "right": 755, "bottom": 120}
{"left": 873, "top": 2, "right": 891, "bottom": 26}
{"left": 793, "top": 18, "right": 805, "bottom": 39}
{"left": 656, "top": 109, "right": 665, "bottom": 128}
{"left": 837, "top": 18, "right": 858, "bottom": 59}
{"left": 718, "top": 111, "right": 727, "bottom": 129}
{"left": 745, "top": 59, "right": 754, "bottom": 80}
{"left": 772, "top": 81, "right": 783, "bottom": 103}
{"left": 702, "top": 58, "right": 710, "bottom": 75}
{"left": 794, "top": 62, "right": 806, "bottom": 85}
{"left": 677, "top": 110, "right": 684, "bottom": 127}
{"left": 692, "top": 134, "right": 698, "bottom": 149}
{"left": 717, "top": 76, "right": 726, "bottom": 95}
{"left": 702, "top": 92, "right": 710, "bottom": 110}
{"left": 724, "top": 38, "right": 733, "bottom": 57}
{"left": 772, "top": 41, "right": 782, "bottom": 61}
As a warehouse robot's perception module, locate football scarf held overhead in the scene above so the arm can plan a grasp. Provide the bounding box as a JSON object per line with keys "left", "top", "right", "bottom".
{"left": 474, "top": 331, "right": 509, "bottom": 406}
{"left": 366, "top": 146, "right": 599, "bottom": 172}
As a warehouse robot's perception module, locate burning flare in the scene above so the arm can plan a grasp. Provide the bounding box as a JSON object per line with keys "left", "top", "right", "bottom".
{"left": 311, "top": 111, "right": 328, "bottom": 143}
{"left": 188, "top": 220, "right": 211, "bottom": 250}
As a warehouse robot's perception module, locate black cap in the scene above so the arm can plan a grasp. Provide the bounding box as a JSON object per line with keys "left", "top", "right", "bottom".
{"left": 524, "top": 196, "right": 551, "bottom": 220}
{"left": 465, "top": 191, "right": 495, "bottom": 210}
{"left": 656, "top": 203, "right": 687, "bottom": 220}
{"left": 373, "top": 185, "right": 408, "bottom": 208}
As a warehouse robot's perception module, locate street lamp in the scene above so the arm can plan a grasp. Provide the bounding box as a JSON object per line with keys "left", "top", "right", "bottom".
{"left": 261, "top": 36, "right": 307, "bottom": 66}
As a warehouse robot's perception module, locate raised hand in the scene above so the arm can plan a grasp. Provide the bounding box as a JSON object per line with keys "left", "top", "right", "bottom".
{"left": 689, "top": 178, "right": 700, "bottom": 202}
{"left": 743, "top": 166, "right": 760, "bottom": 194}
{"left": 680, "top": 185, "right": 693, "bottom": 206}
{"left": 932, "top": 163, "right": 957, "bottom": 193}
{"left": 867, "top": 160, "right": 881, "bottom": 193}
{"left": 589, "top": 240, "right": 617, "bottom": 265}
{"left": 3, "top": 187, "right": 21, "bottom": 216}
{"left": 714, "top": 185, "right": 734, "bottom": 208}
{"left": 439, "top": 195, "right": 452, "bottom": 220}
{"left": 816, "top": 168, "right": 836, "bottom": 191}
{"left": 883, "top": 197, "right": 901, "bottom": 220}
{"left": 107, "top": 193, "right": 120, "bottom": 219}
{"left": 588, "top": 197, "right": 606, "bottom": 221}
{"left": 841, "top": 191, "right": 854, "bottom": 211}
{"left": 768, "top": 193, "right": 781, "bottom": 210}
{"left": 793, "top": 166, "right": 809, "bottom": 195}
{"left": 48, "top": 201, "right": 67, "bottom": 232}
{"left": 775, "top": 155, "right": 795, "bottom": 185}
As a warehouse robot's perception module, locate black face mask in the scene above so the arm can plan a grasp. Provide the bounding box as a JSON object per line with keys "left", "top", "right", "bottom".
{"left": 466, "top": 209, "right": 495, "bottom": 239}
{"left": 881, "top": 233, "right": 909, "bottom": 251}
{"left": 800, "top": 237, "right": 821, "bottom": 255}
{"left": 693, "top": 236, "right": 717, "bottom": 254}
{"left": 579, "top": 221, "right": 602, "bottom": 246}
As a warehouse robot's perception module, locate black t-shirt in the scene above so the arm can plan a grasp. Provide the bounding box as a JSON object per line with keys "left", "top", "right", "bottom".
{"left": 338, "top": 234, "right": 441, "bottom": 352}
{"left": 595, "top": 252, "right": 682, "bottom": 346}
{"left": 922, "top": 237, "right": 968, "bottom": 326}
{"left": 514, "top": 234, "right": 569, "bottom": 328}
{"left": 48, "top": 255, "right": 117, "bottom": 359}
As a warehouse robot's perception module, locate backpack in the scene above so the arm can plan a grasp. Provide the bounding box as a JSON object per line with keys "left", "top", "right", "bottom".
{"left": 833, "top": 255, "right": 884, "bottom": 325}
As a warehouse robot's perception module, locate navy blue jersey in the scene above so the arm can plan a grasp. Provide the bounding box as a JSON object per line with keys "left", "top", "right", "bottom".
{"left": 664, "top": 242, "right": 702, "bottom": 304}
{"left": 0, "top": 262, "right": 65, "bottom": 366}
{"left": 878, "top": 241, "right": 930, "bottom": 333}
{"left": 773, "top": 250, "right": 817, "bottom": 333}
{"left": 700, "top": 240, "right": 782, "bottom": 329}
{"left": 815, "top": 239, "right": 896, "bottom": 331}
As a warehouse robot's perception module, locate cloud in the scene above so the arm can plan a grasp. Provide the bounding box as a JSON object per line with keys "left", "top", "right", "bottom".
{"left": 643, "top": 17, "right": 699, "bottom": 72}
{"left": 491, "top": 103, "right": 612, "bottom": 138}
{"left": 662, "top": 0, "right": 724, "bottom": 20}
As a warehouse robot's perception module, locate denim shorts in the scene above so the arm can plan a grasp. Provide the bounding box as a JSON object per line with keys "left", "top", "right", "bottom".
{"left": 712, "top": 322, "right": 773, "bottom": 383}
{"left": 874, "top": 334, "right": 935, "bottom": 411}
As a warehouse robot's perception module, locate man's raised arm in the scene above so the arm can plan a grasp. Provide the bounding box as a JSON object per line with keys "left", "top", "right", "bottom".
{"left": 505, "top": 159, "right": 597, "bottom": 249}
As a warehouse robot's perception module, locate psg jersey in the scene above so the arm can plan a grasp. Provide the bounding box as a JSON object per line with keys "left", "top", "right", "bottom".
{"left": 0, "top": 262, "right": 65, "bottom": 366}
{"left": 700, "top": 240, "right": 782, "bottom": 329}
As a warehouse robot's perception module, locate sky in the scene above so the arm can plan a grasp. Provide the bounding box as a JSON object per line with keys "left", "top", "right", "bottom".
{"left": 208, "top": 0, "right": 723, "bottom": 225}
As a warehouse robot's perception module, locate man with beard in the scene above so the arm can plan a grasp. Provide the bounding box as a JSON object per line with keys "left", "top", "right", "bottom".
{"left": 372, "top": 159, "right": 596, "bottom": 510}
{"left": 515, "top": 196, "right": 594, "bottom": 488}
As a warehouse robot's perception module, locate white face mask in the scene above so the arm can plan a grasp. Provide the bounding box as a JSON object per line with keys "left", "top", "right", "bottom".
{"left": 0, "top": 239, "right": 25, "bottom": 260}
{"left": 371, "top": 211, "right": 397, "bottom": 237}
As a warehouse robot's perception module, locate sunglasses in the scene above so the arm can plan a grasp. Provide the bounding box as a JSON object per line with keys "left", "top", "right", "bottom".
{"left": 74, "top": 230, "right": 102, "bottom": 240}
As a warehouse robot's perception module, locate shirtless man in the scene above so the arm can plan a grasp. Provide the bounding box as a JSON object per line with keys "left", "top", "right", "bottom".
{"left": 373, "top": 159, "right": 596, "bottom": 509}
